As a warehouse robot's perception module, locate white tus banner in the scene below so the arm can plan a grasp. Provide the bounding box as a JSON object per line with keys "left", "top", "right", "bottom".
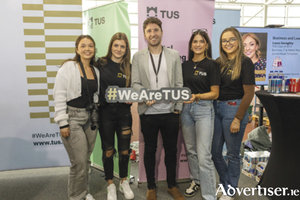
{"left": 0, "top": 0, "right": 83, "bottom": 171}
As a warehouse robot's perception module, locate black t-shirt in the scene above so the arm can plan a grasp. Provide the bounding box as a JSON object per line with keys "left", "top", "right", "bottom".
{"left": 218, "top": 56, "right": 255, "bottom": 100}
{"left": 98, "top": 58, "right": 130, "bottom": 107}
{"left": 182, "top": 58, "right": 220, "bottom": 94}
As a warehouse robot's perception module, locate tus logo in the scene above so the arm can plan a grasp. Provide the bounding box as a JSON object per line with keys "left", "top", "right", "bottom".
{"left": 194, "top": 71, "right": 207, "bottom": 76}
{"left": 227, "top": 69, "right": 233, "bottom": 75}
{"left": 117, "top": 73, "right": 126, "bottom": 79}
{"left": 88, "top": 17, "right": 93, "bottom": 29}
{"left": 147, "top": 7, "right": 179, "bottom": 19}
{"left": 88, "top": 17, "right": 105, "bottom": 29}
{"left": 105, "top": 86, "right": 191, "bottom": 103}
{"left": 147, "top": 7, "right": 157, "bottom": 17}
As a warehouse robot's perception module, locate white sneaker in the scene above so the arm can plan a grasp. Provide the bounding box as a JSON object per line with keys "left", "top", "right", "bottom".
{"left": 85, "top": 193, "right": 95, "bottom": 200}
{"left": 185, "top": 180, "right": 200, "bottom": 197}
{"left": 107, "top": 183, "right": 117, "bottom": 200}
{"left": 119, "top": 179, "right": 134, "bottom": 199}
{"left": 219, "top": 194, "right": 235, "bottom": 200}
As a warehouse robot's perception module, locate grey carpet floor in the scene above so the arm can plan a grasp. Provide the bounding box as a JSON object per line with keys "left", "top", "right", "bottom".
{"left": 0, "top": 162, "right": 268, "bottom": 200}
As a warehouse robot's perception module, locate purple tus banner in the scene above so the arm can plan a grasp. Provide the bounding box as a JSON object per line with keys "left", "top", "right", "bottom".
{"left": 138, "top": 0, "right": 215, "bottom": 182}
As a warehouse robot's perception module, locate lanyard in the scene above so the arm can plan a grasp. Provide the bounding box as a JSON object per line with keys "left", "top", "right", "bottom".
{"left": 149, "top": 46, "right": 163, "bottom": 89}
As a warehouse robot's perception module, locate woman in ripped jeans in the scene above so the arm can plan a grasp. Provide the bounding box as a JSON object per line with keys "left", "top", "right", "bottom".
{"left": 96, "top": 32, "right": 134, "bottom": 200}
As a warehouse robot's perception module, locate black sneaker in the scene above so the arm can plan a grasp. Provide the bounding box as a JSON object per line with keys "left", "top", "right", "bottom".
{"left": 185, "top": 180, "right": 200, "bottom": 197}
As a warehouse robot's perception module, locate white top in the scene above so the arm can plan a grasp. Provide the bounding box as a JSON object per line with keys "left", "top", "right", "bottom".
{"left": 145, "top": 52, "right": 172, "bottom": 114}
{"left": 53, "top": 61, "right": 100, "bottom": 127}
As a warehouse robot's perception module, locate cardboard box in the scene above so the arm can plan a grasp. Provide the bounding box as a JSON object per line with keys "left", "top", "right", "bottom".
{"left": 244, "top": 151, "right": 270, "bottom": 164}
{"left": 242, "top": 169, "right": 255, "bottom": 180}
{"left": 242, "top": 151, "right": 270, "bottom": 179}
{"left": 256, "top": 162, "right": 268, "bottom": 178}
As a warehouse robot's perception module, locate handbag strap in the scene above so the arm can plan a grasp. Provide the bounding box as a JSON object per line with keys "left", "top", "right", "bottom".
{"left": 79, "top": 61, "right": 98, "bottom": 106}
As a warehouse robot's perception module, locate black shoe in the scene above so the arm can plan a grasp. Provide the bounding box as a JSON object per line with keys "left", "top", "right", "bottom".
{"left": 185, "top": 180, "right": 200, "bottom": 197}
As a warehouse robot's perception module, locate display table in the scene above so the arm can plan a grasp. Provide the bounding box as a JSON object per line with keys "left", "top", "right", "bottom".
{"left": 255, "top": 91, "right": 300, "bottom": 199}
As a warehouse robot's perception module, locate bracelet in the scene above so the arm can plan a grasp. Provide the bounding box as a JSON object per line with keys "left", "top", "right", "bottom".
{"left": 233, "top": 118, "right": 240, "bottom": 124}
{"left": 195, "top": 93, "right": 200, "bottom": 101}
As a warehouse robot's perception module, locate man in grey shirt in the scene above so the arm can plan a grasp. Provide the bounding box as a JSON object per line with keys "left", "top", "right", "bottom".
{"left": 131, "top": 17, "right": 184, "bottom": 200}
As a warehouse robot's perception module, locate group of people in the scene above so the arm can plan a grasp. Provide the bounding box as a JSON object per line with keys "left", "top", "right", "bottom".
{"left": 53, "top": 17, "right": 255, "bottom": 200}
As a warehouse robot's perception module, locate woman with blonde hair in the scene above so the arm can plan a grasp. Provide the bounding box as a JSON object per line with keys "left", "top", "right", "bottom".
{"left": 242, "top": 33, "right": 266, "bottom": 78}
{"left": 97, "top": 32, "right": 134, "bottom": 200}
{"left": 53, "top": 35, "right": 100, "bottom": 200}
{"left": 211, "top": 27, "right": 255, "bottom": 200}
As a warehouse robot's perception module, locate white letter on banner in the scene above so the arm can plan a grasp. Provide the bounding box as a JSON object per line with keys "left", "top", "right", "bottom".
{"left": 162, "top": 89, "right": 171, "bottom": 100}
{"left": 118, "top": 89, "right": 131, "bottom": 101}
{"left": 181, "top": 89, "right": 190, "bottom": 101}
{"left": 139, "top": 89, "right": 149, "bottom": 101}
{"left": 131, "top": 92, "right": 138, "bottom": 101}
{"left": 154, "top": 92, "right": 162, "bottom": 100}
{"left": 171, "top": 89, "right": 180, "bottom": 100}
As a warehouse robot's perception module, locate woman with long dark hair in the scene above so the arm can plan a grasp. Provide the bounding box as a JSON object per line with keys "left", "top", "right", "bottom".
{"left": 97, "top": 32, "right": 134, "bottom": 200}
{"left": 211, "top": 27, "right": 255, "bottom": 200}
{"left": 181, "top": 29, "right": 220, "bottom": 200}
{"left": 53, "top": 35, "right": 100, "bottom": 200}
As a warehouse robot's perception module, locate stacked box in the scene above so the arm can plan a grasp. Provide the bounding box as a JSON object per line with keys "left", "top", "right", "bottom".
{"left": 242, "top": 151, "right": 270, "bottom": 179}
{"left": 256, "top": 162, "right": 268, "bottom": 182}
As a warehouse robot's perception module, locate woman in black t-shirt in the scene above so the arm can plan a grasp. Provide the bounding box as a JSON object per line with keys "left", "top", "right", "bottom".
{"left": 211, "top": 27, "right": 255, "bottom": 200}
{"left": 181, "top": 30, "right": 220, "bottom": 199}
{"left": 96, "top": 32, "right": 134, "bottom": 200}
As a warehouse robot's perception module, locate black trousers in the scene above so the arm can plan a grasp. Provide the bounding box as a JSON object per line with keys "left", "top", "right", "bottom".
{"left": 98, "top": 104, "right": 132, "bottom": 180}
{"left": 140, "top": 113, "right": 179, "bottom": 189}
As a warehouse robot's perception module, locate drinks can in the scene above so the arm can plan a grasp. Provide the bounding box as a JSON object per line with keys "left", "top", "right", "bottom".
{"left": 282, "top": 79, "right": 286, "bottom": 92}
{"left": 275, "top": 79, "right": 282, "bottom": 93}
{"left": 289, "top": 78, "right": 295, "bottom": 92}
{"left": 271, "top": 79, "right": 276, "bottom": 93}
{"left": 295, "top": 78, "right": 300, "bottom": 92}
{"left": 284, "top": 79, "right": 290, "bottom": 92}
{"left": 268, "top": 79, "right": 272, "bottom": 92}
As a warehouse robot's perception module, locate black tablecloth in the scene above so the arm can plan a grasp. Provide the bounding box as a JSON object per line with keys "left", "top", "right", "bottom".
{"left": 256, "top": 91, "right": 300, "bottom": 199}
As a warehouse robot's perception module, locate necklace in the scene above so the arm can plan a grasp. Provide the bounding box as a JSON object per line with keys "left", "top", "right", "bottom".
{"left": 193, "top": 61, "right": 200, "bottom": 69}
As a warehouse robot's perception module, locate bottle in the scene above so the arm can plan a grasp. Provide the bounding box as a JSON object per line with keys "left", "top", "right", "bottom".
{"left": 268, "top": 71, "right": 274, "bottom": 92}
{"left": 273, "top": 71, "right": 279, "bottom": 79}
{"left": 278, "top": 71, "right": 284, "bottom": 80}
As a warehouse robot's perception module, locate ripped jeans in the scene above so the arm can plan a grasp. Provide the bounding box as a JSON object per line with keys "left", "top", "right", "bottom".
{"left": 98, "top": 104, "right": 132, "bottom": 180}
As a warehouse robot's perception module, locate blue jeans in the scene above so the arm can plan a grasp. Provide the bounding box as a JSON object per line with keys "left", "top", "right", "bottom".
{"left": 211, "top": 99, "right": 248, "bottom": 196}
{"left": 181, "top": 100, "right": 216, "bottom": 200}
